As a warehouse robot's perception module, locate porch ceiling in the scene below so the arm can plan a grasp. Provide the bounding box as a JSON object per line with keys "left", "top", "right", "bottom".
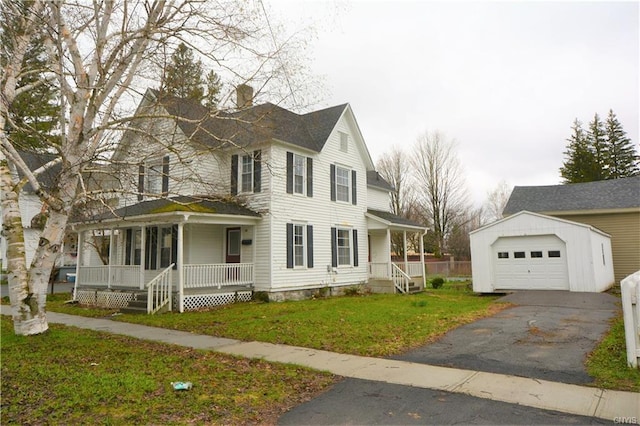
{"left": 73, "top": 196, "right": 261, "bottom": 229}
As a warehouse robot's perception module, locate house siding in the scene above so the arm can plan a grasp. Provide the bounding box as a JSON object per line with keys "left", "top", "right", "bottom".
{"left": 367, "top": 187, "right": 390, "bottom": 211}
{"left": 265, "top": 112, "right": 369, "bottom": 292}
{"left": 551, "top": 212, "right": 640, "bottom": 283}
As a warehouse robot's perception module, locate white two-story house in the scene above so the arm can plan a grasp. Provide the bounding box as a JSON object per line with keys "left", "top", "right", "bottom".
{"left": 72, "top": 87, "right": 426, "bottom": 313}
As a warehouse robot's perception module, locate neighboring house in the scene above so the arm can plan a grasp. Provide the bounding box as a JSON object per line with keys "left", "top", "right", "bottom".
{"left": 0, "top": 151, "right": 78, "bottom": 277}
{"left": 72, "top": 88, "right": 427, "bottom": 312}
{"left": 502, "top": 177, "right": 640, "bottom": 284}
{"left": 470, "top": 211, "right": 614, "bottom": 293}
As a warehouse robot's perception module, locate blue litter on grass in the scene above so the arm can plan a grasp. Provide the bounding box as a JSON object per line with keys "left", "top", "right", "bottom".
{"left": 171, "top": 381, "right": 193, "bottom": 390}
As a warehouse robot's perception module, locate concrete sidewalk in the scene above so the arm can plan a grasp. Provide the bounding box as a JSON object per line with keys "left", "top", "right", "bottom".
{"left": 2, "top": 306, "right": 638, "bottom": 422}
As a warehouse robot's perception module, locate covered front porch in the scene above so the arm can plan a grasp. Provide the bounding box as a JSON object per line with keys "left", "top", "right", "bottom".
{"left": 72, "top": 197, "right": 261, "bottom": 313}
{"left": 366, "top": 209, "right": 428, "bottom": 293}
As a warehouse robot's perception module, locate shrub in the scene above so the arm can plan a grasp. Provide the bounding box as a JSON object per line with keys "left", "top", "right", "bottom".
{"left": 253, "top": 291, "right": 270, "bottom": 303}
{"left": 430, "top": 277, "right": 445, "bottom": 289}
{"left": 343, "top": 286, "right": 362, "bottom": 297}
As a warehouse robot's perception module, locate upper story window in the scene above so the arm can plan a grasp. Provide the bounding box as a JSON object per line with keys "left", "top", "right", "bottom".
{"left": 138, "top": 155, "right": 169, "bottom": 200}
{"left": 231, "top": 150, "right": 261, "bottom": 195}
{"left": 293, "top": 154, "right": 305, "bottom": 194}
{"left": 339, "top": 131, "right": 349, "bottom": 152}
{"left": 241, "top": 154, "right": 253, "bottom": 193}
{"left": 146, "top": 160, "right": 163, "bottom": 194}
{"left": 335, "top": 166, "right": 350, "bottom": 202}
{"left": 330, "top": 164, "right": 357, "bottom": 205}
{"left": 286, "top": 151, "right": 313, "bottom": 197}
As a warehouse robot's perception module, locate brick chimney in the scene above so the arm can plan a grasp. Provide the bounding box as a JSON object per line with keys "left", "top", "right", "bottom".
{"left": 236, "top": 84, "right": 253, "bottom": 108}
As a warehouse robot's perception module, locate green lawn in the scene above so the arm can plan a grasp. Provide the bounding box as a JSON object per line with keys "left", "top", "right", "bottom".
{"left": 47, "top": 284, "right": 504, "bottom": 357}
{"left": 0, "top": 316, "right": 336, "bottom": 425}
{"left": 3, "top": 281, "right": 637, "bottom": 425}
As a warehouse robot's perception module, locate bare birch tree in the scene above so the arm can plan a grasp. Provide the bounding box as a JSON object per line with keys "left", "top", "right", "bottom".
{"left": 1, "top": 0, "right": 313, "bottom": 336}
{"left": 412, "top": 131, "right": 469, "bottom": 257}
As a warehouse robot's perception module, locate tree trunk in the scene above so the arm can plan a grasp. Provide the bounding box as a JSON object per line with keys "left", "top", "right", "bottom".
{"left": 0, "top": 160, "right": 49, "bottom": 335}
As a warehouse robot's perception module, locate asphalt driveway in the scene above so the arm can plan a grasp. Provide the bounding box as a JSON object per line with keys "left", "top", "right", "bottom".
{"left": 279, "top": 290, "right": 619, "bottom": 425}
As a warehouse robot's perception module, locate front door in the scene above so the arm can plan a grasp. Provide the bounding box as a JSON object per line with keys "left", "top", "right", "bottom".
{"left": 226, "top": 228, "right": 241, "bottom": 263}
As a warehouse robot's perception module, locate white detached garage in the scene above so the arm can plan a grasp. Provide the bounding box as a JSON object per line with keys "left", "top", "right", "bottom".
{"left": 470, "top": 211, "right": 614, "bottom": 293}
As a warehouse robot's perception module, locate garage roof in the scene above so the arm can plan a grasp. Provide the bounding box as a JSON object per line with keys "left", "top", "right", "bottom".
{"left": 503, "top": 176, "right": 640, "bottom": 215}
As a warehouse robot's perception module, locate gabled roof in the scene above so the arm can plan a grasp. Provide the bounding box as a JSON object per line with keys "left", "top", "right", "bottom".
{"left": 367, "top": 170, "right": 394, "bottom": 191}
{"left": 79, "top": 196, "right": 260, "bottom": 224}
{"left": 471, "top": 210, "right": 610, "bottom": 238}
{"left": 503, "top": 176, "right": 640, "bottom": 215}
{"left": 366, "top": 209, "right": 425, "bottom": 230}
{"left": 148, "top": 89, "right": 348, "bottom": 153}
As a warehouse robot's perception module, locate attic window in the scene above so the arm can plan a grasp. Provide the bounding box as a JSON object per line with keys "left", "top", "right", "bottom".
{"left": 339, "top": 132, "right": 349, "bottom": 152}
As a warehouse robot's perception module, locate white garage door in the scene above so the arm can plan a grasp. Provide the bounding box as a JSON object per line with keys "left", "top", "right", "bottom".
{"left": 492, "top": 235, "right": 569, "bottom": 290}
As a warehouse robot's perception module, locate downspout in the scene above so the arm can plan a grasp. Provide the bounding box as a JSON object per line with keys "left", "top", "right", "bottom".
{"left": 139, "top": 225, "right": 146, "bottom": 290}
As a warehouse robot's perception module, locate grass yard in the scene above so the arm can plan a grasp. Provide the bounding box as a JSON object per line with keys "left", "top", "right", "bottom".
{"left": 0, "top": 316, "right": 336, "bottom": 425}
{"left": 47, "top": 284, "right": 504, "bottom": 357}
{"left": 586, "top": 315, "right": 640, "bottom": 392}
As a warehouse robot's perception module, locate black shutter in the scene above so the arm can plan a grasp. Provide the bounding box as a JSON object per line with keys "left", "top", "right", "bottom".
{"left": 171, "top": 225, "right": 178, "bottom": 270}
{"left": 138, "top": 164, "right": 144, "bottom": 201}
{"left": 351, "top": 170, "right": 357, "bottom": 205}
{"left": 307, "top": 225, "right": 314, "bottom": 268}
{"left": 330, "top": 164, "right": 336, "bottom": 201}
{"left": 306, "top": 157, "right": 313, "bottom": 197}
{"left": 286, "top": 152, "right": 293, "bottom": 194}
{"left": 352, "top": 229, "right": 359, "bottom": 267}
{"left": 253, "top": 150, "right": 261, "bottom": 193}
{"left": 331, "top": 227, "right": 337, "bottom": 268}
{"left": 286, "top": 223, "right": 293, "bottom": 269}
{"left": 230, "top": 155, "right": 238, "bottom": 195}
{"left": 125, "top": 229, "right": 132, "bottom": 265}
{"left": 162, "top": 155, "right": 169, "bottom": 195}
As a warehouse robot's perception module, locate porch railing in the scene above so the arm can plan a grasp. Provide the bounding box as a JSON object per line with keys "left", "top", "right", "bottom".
{"left": 391, "top": 263, "right": 411, "bottom": 293}
{"left": 368, "top": 261, "right": 424, "bottom": 279}
{"left": 184, "top": 263, "right": 253, "bottom": 289}
{"left": 147, "top": 264, "right": 173, "bottom": 314}
{"left": 78, "top": 265, "right": 139, "bottom": 287}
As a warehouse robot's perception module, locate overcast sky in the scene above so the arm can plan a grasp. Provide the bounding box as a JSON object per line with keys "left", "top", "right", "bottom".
{"left": 266, "top": 0, "right": 639, "bottom": 206}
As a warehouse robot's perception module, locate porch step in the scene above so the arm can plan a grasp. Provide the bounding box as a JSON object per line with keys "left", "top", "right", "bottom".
{"left": 119, "top": 292, "right": 149, "bottom": 315}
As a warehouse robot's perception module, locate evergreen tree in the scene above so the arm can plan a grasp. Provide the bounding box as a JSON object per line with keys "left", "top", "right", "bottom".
{"left": 161, "top": 43, "right": 205, "bottom": 101}
{"left": 560, "top": 119, "right": 597, "bottom": 183}
{"left": 586, "top": 113, "right": 609, "bottom": 180}
{"left": 204, "top": 70, "right": 223, "bottom": 108}
{"left": 604, "top": 109, "right": 639, "bottom": 178}
{"left": 1, "top": 12, "right": 59, "bottom": 151}
{"left": 161, "top": 43, "right": 224, "bottom": 107}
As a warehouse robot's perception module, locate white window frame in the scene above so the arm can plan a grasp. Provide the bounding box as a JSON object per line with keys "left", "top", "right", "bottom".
{"left": 293, "top": 224, "right": 305, "bottom": 267}
{"left": 146, "top": 158, "right": 163, "bottom": 195}
{"left": 293, "top": 153, "right": 306, "bottom": 195}
{"left": 335, "top": 166, "right": 350, "bottom": 203}
{"left": 337, "top": 228, "right": 351, "bottom": 266}
{"left": 240, "top": 154, "right": 253, "bottom": 193}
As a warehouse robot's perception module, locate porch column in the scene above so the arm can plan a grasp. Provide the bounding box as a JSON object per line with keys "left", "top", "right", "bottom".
{"left": 252, "top": 225, "right": 257, "bottom": 285}
{"left": 420, "top": 230, "right": 426, "bottom": 288}
{"left": 386, "top": 228, "right": 392, "bottom": 277}
{"left": 139, "top": 225, "right": 146, "bottom": 290}
{"left": 108, "top": 228, "right": 114, "bottom": 289}
{"left": 178, "top": 222, "right": 184, "bottom": 313}
{"left": 403, "top": 230, "right": 408, "bottom": 272}
{"left": 73, "top": 230, "right": 83, "bottom": 299}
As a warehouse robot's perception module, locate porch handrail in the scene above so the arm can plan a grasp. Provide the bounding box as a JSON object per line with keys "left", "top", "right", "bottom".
{"left": 368, "top": 262, "right": 390, "bottom": 279}
{"left": 184, "top": 263, "right": 253, "bottom": 289}
{"left": 146, "top": 263, "right": 173, "bottom": 314}
{"left": 391, "top": 263, "right": 411, "bottom": 294}
{"left": 398, "top": 261, "right": 424, "bottom": 278}
{"left": 78, "top": 265, "right": 139, "bottom": 287}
